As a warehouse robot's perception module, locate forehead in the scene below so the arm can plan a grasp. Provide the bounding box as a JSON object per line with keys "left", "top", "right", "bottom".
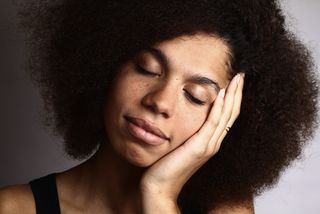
{"left": 156, "top": 33, "right": 230, "bottom": 55}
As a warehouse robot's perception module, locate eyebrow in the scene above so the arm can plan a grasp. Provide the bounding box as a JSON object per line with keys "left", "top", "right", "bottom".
{"left": 188, "top": 75, "right": 221, "bottom": 92}
{"left": 143, "top": 47, "right": 221, "bottom": 93}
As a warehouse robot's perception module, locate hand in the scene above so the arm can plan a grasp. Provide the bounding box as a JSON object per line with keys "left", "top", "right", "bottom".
{"left": 140, "top": 73, "right": 245, "bottom": 213}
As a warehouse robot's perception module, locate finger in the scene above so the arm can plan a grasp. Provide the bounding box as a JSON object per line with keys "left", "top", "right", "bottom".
{"left": 216, "top": 73, "right": 245, "bottom": 146}
{"left": 226, "top": 73, "right": 245, "bottom": 127}
{"left": 210, "top": 73, "right": 243, "bottom": 152}
{"left": 208, "top": 73, "right": 242, "bottom": 152}
{"left": 195, "top": 87, "right": 226, "bottom": 143}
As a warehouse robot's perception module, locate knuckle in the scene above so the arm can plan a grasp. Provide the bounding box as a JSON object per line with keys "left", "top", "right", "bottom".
{"left": 208, "top": 146, "right": 220, "bottom": 156}
{"left": 227, "top": 107, "right": 234, "bottom": 115}
{"left": 231, "top": 107, "right": 240, "bottom": 118}
{"left": 191, "top": 145, "right": 210, "bottom": 159}
{"left": 222, "top": 113, "right": 232, "bottom": 123}
{"left": 233, "top": 109, "right": 240, "bottom": 117}
{"left": 208, "top": 118, "right": 219, "bottom": 128}
{"left": 222, "top": 107, "right": 233, "bottom": 117}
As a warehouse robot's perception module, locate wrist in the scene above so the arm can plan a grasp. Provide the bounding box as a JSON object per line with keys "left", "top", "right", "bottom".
{"left": 140, "top": 185, "right": 180, "bottom": 214}
{"left": 142, "top": 196, "right": 180, "bottom": 214}
{"left": 140, "top": 175, "right": 180, "bottom": 201}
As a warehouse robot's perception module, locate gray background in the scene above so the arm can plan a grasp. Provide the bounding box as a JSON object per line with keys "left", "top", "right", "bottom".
{"left": 0, "top": 0, "right": 319, "bottom": 213}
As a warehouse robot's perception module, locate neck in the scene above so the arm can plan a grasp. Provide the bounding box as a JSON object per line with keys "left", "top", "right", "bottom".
{"left": 58, "top": 142, "right": 145, "bottom": 213}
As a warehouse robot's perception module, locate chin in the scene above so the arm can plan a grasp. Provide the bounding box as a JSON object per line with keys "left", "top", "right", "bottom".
{"left": 108, "top": 132, "right": 164, "bottom": 168}
{"left": 127, "top": 158, "right": 154, "bottom": 168}
{"left": 123, "top": 151, "right": 158, "bottom": 168}
{"left": 112, "top": 142, "right": 158, "bottom": 168}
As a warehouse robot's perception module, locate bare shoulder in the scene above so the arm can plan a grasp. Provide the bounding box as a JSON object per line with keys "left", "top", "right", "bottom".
{"left": 0, "top": 184, "right": 35, "bottom": 214}
{"left": 208, "top": 198, "right": 255, "bottom": 214}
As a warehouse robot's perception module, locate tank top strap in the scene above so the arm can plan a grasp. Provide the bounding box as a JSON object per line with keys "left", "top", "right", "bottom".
{"left": 29, "top": 173, "right": 61, "bottom": 214}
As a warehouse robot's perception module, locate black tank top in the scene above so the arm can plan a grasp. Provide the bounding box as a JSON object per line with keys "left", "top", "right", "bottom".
{"left": 29, "top": 173, "right": 199, "bottom": 214}
{"left": 29, "top": 173, "right": 61, "bottom": 214}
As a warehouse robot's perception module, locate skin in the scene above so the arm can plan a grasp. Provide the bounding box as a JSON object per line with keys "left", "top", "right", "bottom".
{"left": 104, "top": 33, "right": 232, "bottom": 168}
{"left": 0, "top": 33, "right": 251, "bottom": 213}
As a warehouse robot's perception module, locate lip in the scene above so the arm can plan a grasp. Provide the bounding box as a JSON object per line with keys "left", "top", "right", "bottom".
{"left": 124, "top": 116, "right": 170, "bottom": 145}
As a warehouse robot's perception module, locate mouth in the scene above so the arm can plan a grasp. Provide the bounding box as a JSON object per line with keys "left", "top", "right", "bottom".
{"left": 124, "top": 116, "right": 170, "bottom": 146}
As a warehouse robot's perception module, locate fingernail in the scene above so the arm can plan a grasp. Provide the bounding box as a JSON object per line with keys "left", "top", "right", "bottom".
{"left": 236, "top": 74, "right": 241, "bottom": 84}
{"left": 219, "top": 89, "right": 225, "bottom": 98}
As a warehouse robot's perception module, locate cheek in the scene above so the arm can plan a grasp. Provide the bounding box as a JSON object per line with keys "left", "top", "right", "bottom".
{"left": 173, "top": 107, "right": 210, "bottom": 146}
{"left": 108, "top": 69, "right": 146, "bottom": 106}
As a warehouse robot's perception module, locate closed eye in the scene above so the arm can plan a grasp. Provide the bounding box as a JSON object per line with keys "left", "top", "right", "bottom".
{"left": 183, "top": 90, "right": 206, "bottom": 106}
{"left": 135, "top": 63, "right": 206, "bottom": 106}
{"left": 135, "top": 64, "right": 160, "bottom": 77}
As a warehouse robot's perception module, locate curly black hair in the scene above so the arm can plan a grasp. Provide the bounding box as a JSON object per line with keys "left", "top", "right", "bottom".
{"left": 19, "top": 0, "right": 319, "bottom": 212}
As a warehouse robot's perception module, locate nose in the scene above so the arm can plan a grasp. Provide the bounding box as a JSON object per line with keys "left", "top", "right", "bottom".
{"left": 141, "top": 82, "right": 178, "bottom": 118}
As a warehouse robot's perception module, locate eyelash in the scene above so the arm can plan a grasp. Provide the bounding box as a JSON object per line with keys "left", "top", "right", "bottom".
{"left": 135, "top": 64, "right": 160, "bottom": 77}
{"left": 184, "top": 90, "right": 206, "bottom": 106}
{"left": 135, "top": 63, "right": 206, "bottom": 106}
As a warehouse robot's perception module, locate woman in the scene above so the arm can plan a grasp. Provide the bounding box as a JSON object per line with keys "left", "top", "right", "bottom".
{"left": 0, "top": 0, "right": 318, "bottom": 213}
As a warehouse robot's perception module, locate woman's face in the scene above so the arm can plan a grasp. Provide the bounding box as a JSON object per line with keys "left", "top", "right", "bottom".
{"left": 104, "top": 33, "right": 232, "bottom": 167}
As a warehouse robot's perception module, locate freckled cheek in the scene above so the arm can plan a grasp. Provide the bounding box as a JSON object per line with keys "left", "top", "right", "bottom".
{"left": 111, "top": 75, "right": 148, "bottom": 103}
